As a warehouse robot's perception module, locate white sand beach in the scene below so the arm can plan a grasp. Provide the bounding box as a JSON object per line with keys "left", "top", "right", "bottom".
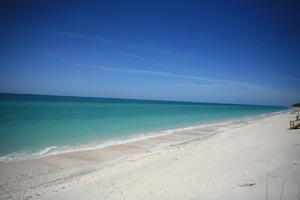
{"left": 0, "top": 111, "right": 300, "bottom": 200}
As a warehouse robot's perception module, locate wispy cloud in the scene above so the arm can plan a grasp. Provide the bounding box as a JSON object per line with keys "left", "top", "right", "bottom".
{"left": 115, "top": 52, "right": 145, "bottom": 59}
{"left": 64, "top": 61, "right": 270, "bottom": 90}
{"left": 44, "top": 54, "right": 297, "bottom": 105}
{"left": 19, "top": 27, "right": 113, "bottom": 43}
{"left": 170, "top": 82, "right": 223, "bottom": 88}
{"left": 20, "top": 27, "right": 190, "bottom": 57}
{"left": 281, "top": 76, "right": 300, "bottom": 81}
{"left": 75, "top": 62, "right": 228, "bottom": 82}
{"left": 43, "top": 52, "right": 279, "bottom": 93}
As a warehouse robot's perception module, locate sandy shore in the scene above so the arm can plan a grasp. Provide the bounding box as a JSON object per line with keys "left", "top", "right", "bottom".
{"left": 0, "top": 111, "right": 300, "bottom": 200}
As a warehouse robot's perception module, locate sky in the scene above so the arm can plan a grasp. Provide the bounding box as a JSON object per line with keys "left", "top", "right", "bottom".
{"left": 0, "top": 0, "right": 299, "bottom": 106}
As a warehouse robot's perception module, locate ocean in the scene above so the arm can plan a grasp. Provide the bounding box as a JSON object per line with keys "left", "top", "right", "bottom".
{"left": 0, "top": 93, "right": 288, "bottom": 161}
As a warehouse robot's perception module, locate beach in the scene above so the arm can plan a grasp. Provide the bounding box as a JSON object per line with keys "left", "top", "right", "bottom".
{"left": 0, "top": 111, "right": 300, "bottom": 200}
{"left": 1, "top": 1, "right": 299, "bottom": 199}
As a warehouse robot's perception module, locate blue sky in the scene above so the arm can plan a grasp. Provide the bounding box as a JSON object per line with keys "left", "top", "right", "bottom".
{"left": 0, "top": 0, "right": 299, "bottom": 106}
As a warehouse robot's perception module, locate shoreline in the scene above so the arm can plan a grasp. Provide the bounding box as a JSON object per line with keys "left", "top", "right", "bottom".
{"left": 0, "top": 109, "right": 289, "bottom": 163}
{"left": 1, "top": 111, "right": 299, "bottom": 200}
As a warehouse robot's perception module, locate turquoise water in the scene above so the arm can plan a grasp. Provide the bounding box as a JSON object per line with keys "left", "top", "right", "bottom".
{"left": 0, "top": 93, "right": 288, "bottom": 161}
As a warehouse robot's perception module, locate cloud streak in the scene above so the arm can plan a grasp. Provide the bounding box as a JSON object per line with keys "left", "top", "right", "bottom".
{"left": 281, "top": 76, "right": 300, "bottom": 81}
{"left": 20, "top": 27, "right": 113, "bottom": 43}
{"left": 44, "top": 54, "right": 297, "bottom": 105}
{"left": 66, "top": 61, "right": 270, "bottom": 91}
{"left": 43, "top": 52, "right": 281, "bottom": 94}
{"left": 21, "top": 27, "right": 186, "bottom": 57}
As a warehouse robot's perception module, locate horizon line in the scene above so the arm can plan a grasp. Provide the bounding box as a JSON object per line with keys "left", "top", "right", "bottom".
{"left": 0, "top": 92, "right": 289, "bottom": 107}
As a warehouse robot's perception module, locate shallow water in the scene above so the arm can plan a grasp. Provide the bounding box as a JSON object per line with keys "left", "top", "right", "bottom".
{"left": 0, "top": 93, "right": 288, "bottom": 161}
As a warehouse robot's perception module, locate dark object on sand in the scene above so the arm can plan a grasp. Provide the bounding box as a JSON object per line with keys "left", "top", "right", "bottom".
{"left": 289, "top": 120, "right": 300, "bottom": 129}
{"left": 292, "top": 103, "right": 300, "bottom": 108}
{"left": 238, "top": 183, "right": 256, "bottom": 187}
{"left": 289, "top": 110, "right": 300, "bottom": 129}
